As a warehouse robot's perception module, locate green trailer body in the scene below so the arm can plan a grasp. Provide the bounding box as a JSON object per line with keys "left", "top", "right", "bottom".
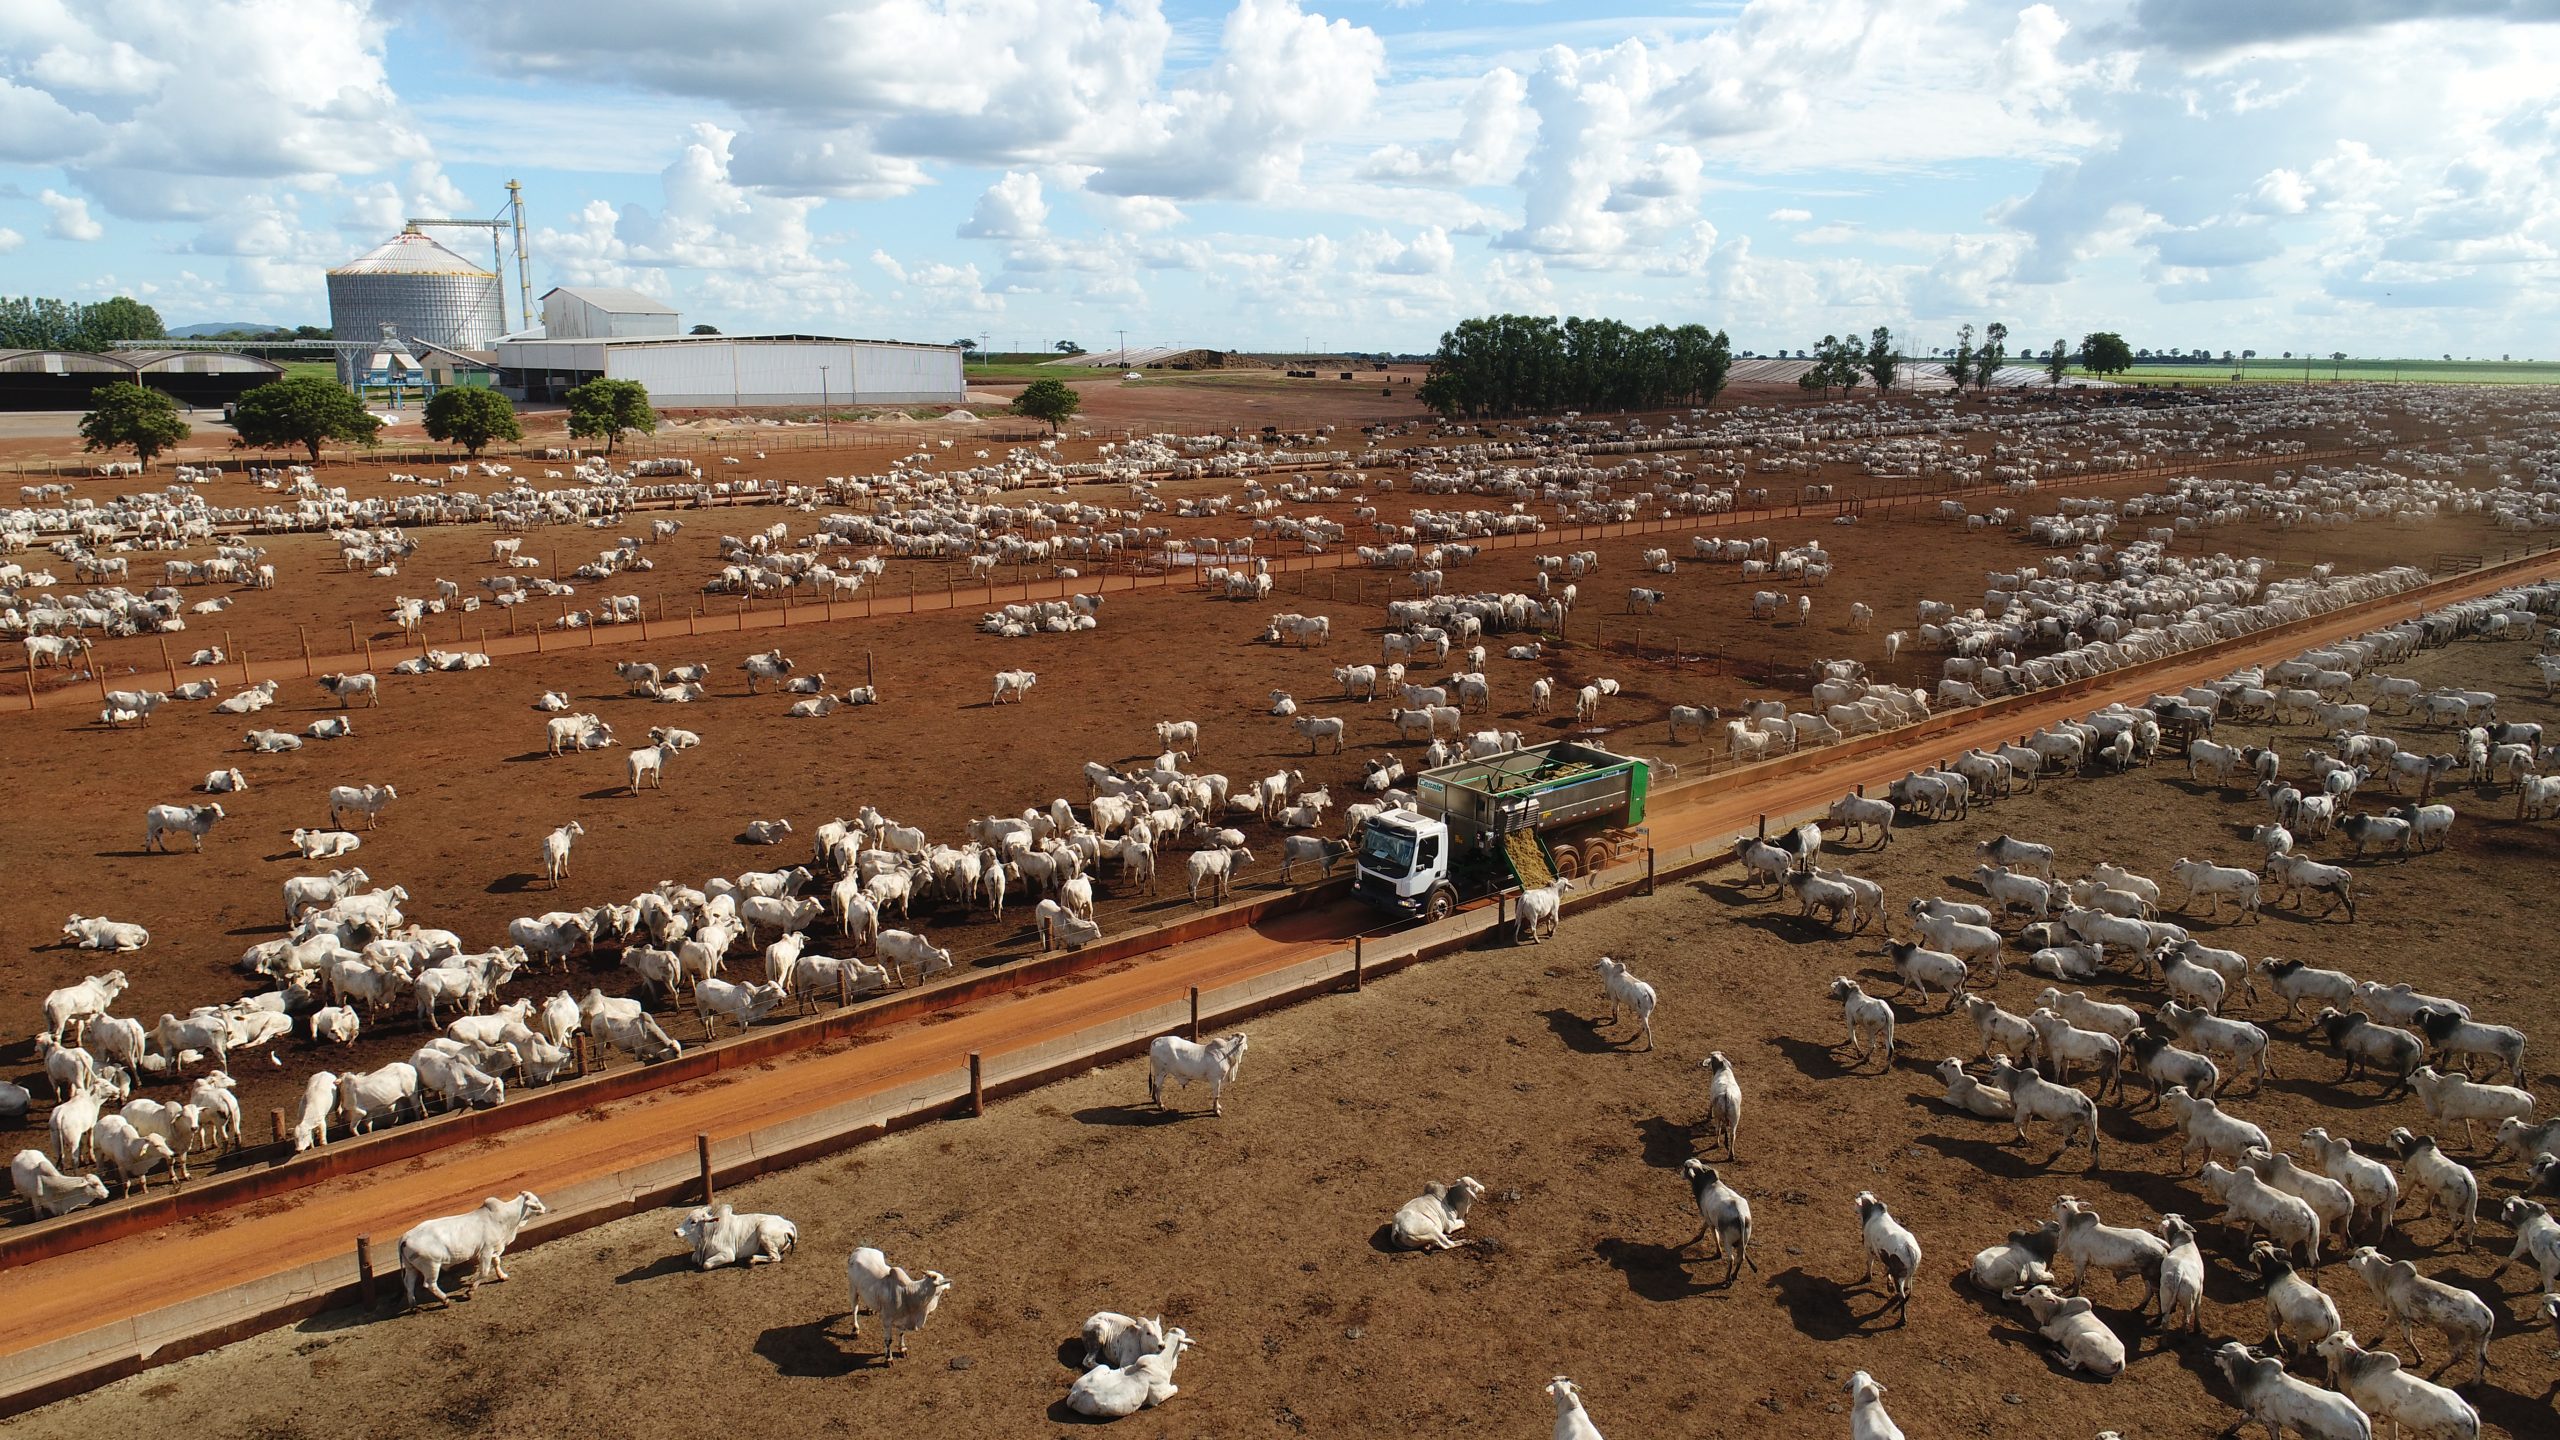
{"left": 1412, "top": 741, "right": 1648, "bottom": 848}
{"left": 1357, "top": 741, "right": 1650, "bottom": 912}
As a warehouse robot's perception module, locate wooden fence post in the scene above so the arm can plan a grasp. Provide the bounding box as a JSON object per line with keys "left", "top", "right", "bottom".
{"left": 1188, "top": 986, "right": 1201, "bottom": 1042}
{"left": 298, "top": 626, "right": 312, "bottom": 677}
{"left": 356, "top": 1235, "right": 376, "bottom": 1305}
{"left": 696, "top": 1133, "right": 715, "bottom": 1206}
{"left": 1644, "top": 847, "right": 1656, "bottom": 896}
{"left": 968, "top": 1053, "right": 985, "bottom": 1117}
{"left": 270, "top": 1108, "right": 287, "bottom": 1145}
{"left": 1352, "top": 935, "right": 1364, "bottom": 991}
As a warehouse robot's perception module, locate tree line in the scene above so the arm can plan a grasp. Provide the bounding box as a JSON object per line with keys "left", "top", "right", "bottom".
{"left": 1416, "top": 315, "right": 1735, "bottom": 418}
{"left": 2, "top": 295, "right": 169, "bottom": 353}
{"left": 80, "top": 374, "right": 662, "bottom": 468}
{"left": 1792, "top": 325, "right": 2139, "bottom": 398}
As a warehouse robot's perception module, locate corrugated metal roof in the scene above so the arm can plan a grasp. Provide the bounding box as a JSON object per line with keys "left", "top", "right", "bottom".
{"left": 329, "top": 228, "right": 495, "bottom": 278}
{"left": 0, "top": 349, "right": 130, "bottom": 373}
{"left": 126, "top": 350, "right": 283, "bottom": 374}
{"left": 542, "top": 285, "right": 677, "bottom": 314}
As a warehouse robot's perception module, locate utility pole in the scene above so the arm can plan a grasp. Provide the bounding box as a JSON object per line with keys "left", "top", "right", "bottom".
{"left": 819, "top": 365, "right": 830, "bottom": 440}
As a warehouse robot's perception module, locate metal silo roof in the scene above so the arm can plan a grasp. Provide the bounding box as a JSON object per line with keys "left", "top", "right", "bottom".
{"left": 328, "top": 228, "right": 495, "bottom": 278}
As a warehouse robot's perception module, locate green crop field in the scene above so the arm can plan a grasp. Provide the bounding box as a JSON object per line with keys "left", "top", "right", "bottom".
{"left": 280, "top": 360, "right": 338, "bottom": 384}
{"left": 2081, "top": 358, "right": 2560, "bottom": 386}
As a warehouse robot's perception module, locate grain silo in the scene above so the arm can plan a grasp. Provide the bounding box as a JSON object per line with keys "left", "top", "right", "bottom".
{"left": 325, "top": 228, "right": 504, "bottom": 384}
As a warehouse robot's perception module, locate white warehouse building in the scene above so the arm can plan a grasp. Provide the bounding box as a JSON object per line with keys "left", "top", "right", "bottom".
{"left": 492, "top": 287, "right": 964, "bottom": 407}
{"left": 539, "top": 285, "right": 679, "bottom": 341}
{"left": 495, "top": 332, "right": 965, "bottom": 408}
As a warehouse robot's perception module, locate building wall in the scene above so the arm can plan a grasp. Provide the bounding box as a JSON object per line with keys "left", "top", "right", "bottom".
{"left": 0, "top": 371, "right": 278, "bottom": 412}
{"left": 543, "top": 293, "right": 679, "bottom": 342}
{"left": 493, "top": 338, "right": 963, "bottom": 407}
{"left": 604, "top": 340, "right": 963, "bottom": 407}
{"left": 854, "top": 344, "right": 965, "bottom": 403}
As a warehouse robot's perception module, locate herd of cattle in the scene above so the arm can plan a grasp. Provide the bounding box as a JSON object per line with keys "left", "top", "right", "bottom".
{"left": 10, "top": 386, "right": 2560, "bottom": 1430}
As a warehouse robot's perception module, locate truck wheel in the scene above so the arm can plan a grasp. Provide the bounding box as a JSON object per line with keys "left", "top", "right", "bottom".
{"left": 1551, "top": 845, "right": 1582, "bottom": 879}
{"left": 1425, "top": 887, "right": 1456, "bottom": 921}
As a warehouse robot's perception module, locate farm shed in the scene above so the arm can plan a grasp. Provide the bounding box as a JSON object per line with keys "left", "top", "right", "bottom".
{"left": 0, "top": 347, "right": 283, "bottom": 412}
{"left": 493, "top": 333, "right": 965, "bottom": 408}
{"left": 538, "top": 286, "right": 680, "bottom": 342}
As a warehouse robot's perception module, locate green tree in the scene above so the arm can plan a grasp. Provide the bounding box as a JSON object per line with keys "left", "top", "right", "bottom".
{"left": 1863, "top": 325, "right": 1899, "bottom": 395}
{"left": 78, "top": 381, "right": 190, "bottom": 468}
{"left": 294, "top": 324, "right": 332, "bottom": 340}
{"left": 422, "top": 387, "right": 523, "bottom": 457}
{"left": 1975, "top": 321, "right": 2007, "bottom": 392}
{"left": 1414, "top": 313, "right": 1727, "bottom": 418}
{"left": 2330, "top": 350, "right": 2347, "bottom": 381}
{"left": 2045, "top": 339, "right": 2069, "bottom": 387}
{"left": 229, "top": 375, "right": 382, "bottom": 462}
{"left": 2079, "top": 331, "right": 2133, "bottom": 375}
{"left": 0, "top": 296, "right": 82, "bottom": 350}
{"left": 1943, "top": 323, "right": 1975, "bottom": 391}
{"left": 954, "top": 338, "right": 980, "bottom": 353}
{"left": 1054, "top": 339, "right": 1085, "bottom": 354}
{"left": 688, "top": 323, "right": 720, "bottom": 335}
{"left": 564, "top": 377, "right": 658, "bottom": 453}
{"left": 1011, "top": 377, "right": 1083, "bottom": 434}
{"left": 72, "top": 296, "right": 165, "bottom": 352}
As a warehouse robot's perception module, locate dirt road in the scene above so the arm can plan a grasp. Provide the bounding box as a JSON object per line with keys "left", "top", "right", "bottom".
{"left": 3, "top": 550, "right": 2548, "bottom": 1374}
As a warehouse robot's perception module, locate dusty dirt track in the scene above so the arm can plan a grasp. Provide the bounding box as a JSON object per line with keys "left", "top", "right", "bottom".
{"left": 16, "top": 631, "right": 2560, "bottom": 1440}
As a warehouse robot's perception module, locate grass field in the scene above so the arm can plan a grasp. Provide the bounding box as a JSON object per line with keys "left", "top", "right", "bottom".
{"left": 279, "top": 360, "right": 337, "bottom": 383}
{"left": 961, "top": 362, "right": 1069, "bottom": 382}
{"left": 2083, "top": 357, "right": 2560, "bottom": 386}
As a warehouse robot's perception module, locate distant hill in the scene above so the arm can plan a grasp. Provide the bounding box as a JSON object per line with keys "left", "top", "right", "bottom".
{"left": 170, "top": 321, "right": 296, "bottom": 337}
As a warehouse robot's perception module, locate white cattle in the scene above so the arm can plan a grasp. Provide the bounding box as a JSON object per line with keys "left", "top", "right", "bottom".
{"left": 397, "top": 1192, "right": 549, "bottom": 1308}
{"left": 143, "top": 802, "right": 225, "bottom": 853}
{"left": 845, "top": 1246, "right": 952, "bottom": 1358}
{"left": 1147, "top": 1032, "right": 1248, "bottom": 1115}
{"left": 675, "top": 1203, "right": 799, "bottom": 1269}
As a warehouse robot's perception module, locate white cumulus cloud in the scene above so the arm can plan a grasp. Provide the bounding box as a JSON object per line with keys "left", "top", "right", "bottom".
{"left": 959, "top": 171, "right": 1049, "bottom": 240}
{"left": 39, "top": 187, "right": 100, "bottom": 240}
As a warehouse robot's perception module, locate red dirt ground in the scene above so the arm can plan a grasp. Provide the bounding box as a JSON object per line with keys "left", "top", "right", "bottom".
{"left": 0, "top": 390, "right": 2541, "bottom": 1170}
{"left": 12, "top": 631, "right": 2558, "bottom": 1439}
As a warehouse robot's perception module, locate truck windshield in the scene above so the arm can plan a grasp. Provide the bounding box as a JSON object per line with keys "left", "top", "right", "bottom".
{"left": 1360, "top": 826, "right": 1417, "bottom": 874}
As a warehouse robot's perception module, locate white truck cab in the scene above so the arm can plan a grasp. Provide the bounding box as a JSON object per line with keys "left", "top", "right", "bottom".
{"left": 1354, "top": 809, "right": 1456, "bottom": 918}
{"left": 1352, "top": 741, "right": 1647, "bottom": 921}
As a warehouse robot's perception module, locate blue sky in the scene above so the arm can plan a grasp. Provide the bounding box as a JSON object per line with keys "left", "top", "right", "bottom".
{"left": 4, "top": 0, "right": 2558, "bottom": 357}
